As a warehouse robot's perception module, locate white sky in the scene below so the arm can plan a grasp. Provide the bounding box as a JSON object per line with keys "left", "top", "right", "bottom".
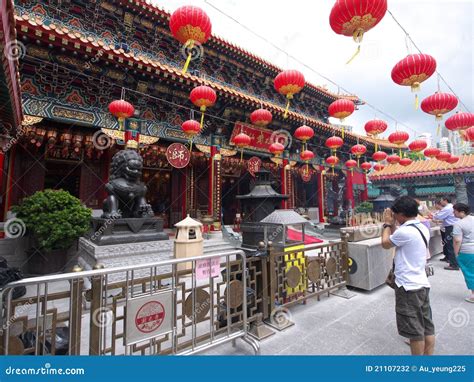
{"left": 152, "top": 0, "right": 473, "bottom": 143}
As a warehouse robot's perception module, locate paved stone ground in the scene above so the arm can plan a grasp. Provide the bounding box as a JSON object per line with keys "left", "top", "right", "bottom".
{"left": 204, "top": 253, "right": 474, "bottom": 355}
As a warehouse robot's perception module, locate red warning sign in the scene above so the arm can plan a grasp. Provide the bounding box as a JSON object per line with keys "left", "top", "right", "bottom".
{"left": 135, "top": 301, "right": 165, "bottom": 333}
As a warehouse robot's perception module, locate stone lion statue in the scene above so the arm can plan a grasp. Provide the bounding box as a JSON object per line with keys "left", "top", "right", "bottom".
{"left": 101, "top": 150, "right": 154, "bottom": 219}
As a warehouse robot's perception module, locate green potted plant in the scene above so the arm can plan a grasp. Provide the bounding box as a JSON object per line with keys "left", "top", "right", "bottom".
{"left": 12, "top": 189, "right": 91, "bottom": 275}
{"left": 355, "top": 201, "right": 374, "bottom": 214}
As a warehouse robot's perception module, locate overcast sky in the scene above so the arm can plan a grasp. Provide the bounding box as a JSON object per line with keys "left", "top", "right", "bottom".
{"left": 152, "top": 0, "right": 473, "bottom": 143}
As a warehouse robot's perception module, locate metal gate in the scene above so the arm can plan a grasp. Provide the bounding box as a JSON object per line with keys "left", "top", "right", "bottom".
{"left": 0, "top": 250, "right": 259, "bottom": 355}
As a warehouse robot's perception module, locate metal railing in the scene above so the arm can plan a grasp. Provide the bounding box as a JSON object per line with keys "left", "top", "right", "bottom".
{"left": 0, "top": 250, "right": 259, "bottom": 356}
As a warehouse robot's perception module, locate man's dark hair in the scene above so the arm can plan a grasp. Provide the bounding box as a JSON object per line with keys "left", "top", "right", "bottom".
{"left": 391, "top": 196, "right": 419, "bottom": 218}
{"left": 453, "top": 203, "right": 470, "bottom": 215}
{"left": 440, "top": 196, "right": 451, "bottom": 203}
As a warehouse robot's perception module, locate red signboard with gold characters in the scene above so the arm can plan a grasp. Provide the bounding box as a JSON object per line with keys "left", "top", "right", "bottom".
{"left": 247, "top": 156, "right": 262, "bottom": 177}
{"left": 166, "top": 143, "right": 191, "bottom": 168}
{"left": 230, "top": 123, "right": 273, "bottom": 153}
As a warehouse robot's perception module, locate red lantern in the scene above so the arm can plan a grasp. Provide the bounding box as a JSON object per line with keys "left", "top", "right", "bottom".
{"left": 445, "top": 112, "right": 474, "bottom": 132}
{"left": 326, "top": 155, "right": 339, "bottom": 174}
{"left": 361, "top": 162, "right": 372, "bottom": 172}
{"left": 274, "top": 70, "right": 305, "bottom": 119}
{"left": 328, "top": 99, "right": 355, "bottom": 138}
{"left": 109, "top": 100, "right": 134, "bottom": 130}
{"left": 372, "top": 151, "right": 387, "bottom": 162}
{"left": 424, "top": 147, "right": 440, "bottom": 158}
{"left": 181, "top": 120, "right": 201, "bottom": 150}
{"left": 233, "top": 132, "right": 251, "bottom": 161}
{"left": 387, "top": 154, "right": 401, "bottom": 164}
{"left": 436, "top": 151, "right": 451, "bottom": 162}
{"left": 351, "top": 144, "right": 367, "bottom": 166}
{"left": 421, "top": 92, "right": 458, "bottom": 135}
{"left": 250, "top": 108, "right": 272, "bottom": 127}
{"left": 300, "top": 150, "right": 315, "bottom": 162}
{"left": 294, "top": 125, "right": 314, "bottom": 150}
{"left": 388, "top": 131, "right": 409, "bottom": 156}
{"left": 391, "top": 54, "right": 437, "bottom": 109}
{"left": 329, "top": 0, "right": 388, "bottom": 63}
{"left": 364, "top": 119, "right": 388, "bottom": 151}
{"left": 345, "top": 159, "right": 357, "bottom": 174}
{"left": 374, "top": 164, "right": 385, "bottom": 171}
{"left": 169, "top": 6, "right": 212, "bottom": 74}
{"left": 446, "top": 155, "right": 460, "bottom": 164}
{"left": 399, "top": 157, "right": 413, "bottom": 167}
{"left": 325, "top": 136, "right": 344, "bottom": 158}
{"left": 190, "top": 85, "right": 217, "bottom": 129}
{"left": 269, "top": 142, "right": 284, "bottom": 157}
{"left": 465, "top": 126, "right": 474, "bottom": 142}
{"left": 408, "top": 139, "right": 428, "bottom": 153}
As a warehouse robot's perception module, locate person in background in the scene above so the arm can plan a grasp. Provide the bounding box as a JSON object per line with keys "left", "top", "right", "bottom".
{"left": 452, "top": 203, "right": 474, "bottom": 303}
{"left": 429, "top": 197, "right": 459, "bottom": 270}
{"left": 382, "top": 196, "right": 435, "bottom": 355}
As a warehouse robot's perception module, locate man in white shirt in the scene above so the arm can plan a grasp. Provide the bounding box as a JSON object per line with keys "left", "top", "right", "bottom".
{"left": 381, "top": 196, "right": 435, "bottom": 355}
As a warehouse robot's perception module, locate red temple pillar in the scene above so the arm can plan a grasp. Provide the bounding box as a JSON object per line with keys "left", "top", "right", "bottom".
{"left": 361, "top": 171, "right": 369, "bottom": 201}
{"left": 281, "top": 158, "right": 288, "bottom": 208}
{"left": 345, "top": 171, "right": 355, "bottom": 208}
{"left": 207, "top": 145, "right": 222, "bottom": 230}
{"left": 317, "top": 168, "right": 325, "bottom": 223}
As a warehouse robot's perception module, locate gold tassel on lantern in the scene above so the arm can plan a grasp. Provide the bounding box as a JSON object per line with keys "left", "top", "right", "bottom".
{"left": 284, "top": 95, "right": 293, "bottom": 119}
{"left": 200, "top": 106, "right": 206, "bottom": 129}
{"left": 182, "top": 40, "right": 194, "bottom": 75}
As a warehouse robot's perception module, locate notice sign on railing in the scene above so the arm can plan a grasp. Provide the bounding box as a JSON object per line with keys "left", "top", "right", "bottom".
{"left": 196, "top": 257, "right": 221, "bottom": 280}
{"left": 125, "top": 290, "right": 173, "bottom": 345}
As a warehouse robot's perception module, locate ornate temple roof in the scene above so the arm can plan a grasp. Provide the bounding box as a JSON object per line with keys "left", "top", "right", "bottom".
{"left": 370, "top": 154, "right": 474, "bottom": 181}
{"left": 16, "top": 10, "right": 403, "bottom": 150}
{"left": 0, "top": 0, "right": 23, "bottom": 131}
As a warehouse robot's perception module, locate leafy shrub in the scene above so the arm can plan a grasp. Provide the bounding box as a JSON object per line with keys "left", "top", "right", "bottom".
{"left": 355, "top": 201, "right": 374, "bottom": 214}
{"left": 12, "top": 189, "right": 91, "bottom": 252}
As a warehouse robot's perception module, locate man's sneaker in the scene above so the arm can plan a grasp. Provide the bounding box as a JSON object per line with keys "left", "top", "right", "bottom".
{"left": 439, "top": 257, "right": 449, "bottom": 262}
{"left": 444, "top": 266, "right": 460, "bottom": 271}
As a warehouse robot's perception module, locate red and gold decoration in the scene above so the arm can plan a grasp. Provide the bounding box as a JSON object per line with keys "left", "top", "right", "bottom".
{"left": 350, "top": 143, "right": 367, "bottom": 166}
{"left": 250, "top": 108, "right": 272, "bottom": 127}
{"left": 108, "top": 99, "right": 134, "bottom": 130}
{"left": 391, "top": 54, "right": 437, "bottom": 109}
{"left": 329, "top": 0, "right": 388, "bottom": 63}
{"left": 372, "top": 151, "right": 387, "bottom": 162}
{"left": 325, "top": 155, "right": 339, "bottom": 174}
{"left": 374, "top": 163, "right": 385, "bottom": 171}
{"left": 388, "top": 130, "right": 409, "bottom": 156}
{"left": 445, "top": 111, "right": 474, "bottom": 132}
{"left": 233, "top": 131, "right": 251, "bottom": 161}
{"left": 325, "top": 136, "right": 344, "bottom": 158}
{"left": 169, "top": 5, "right": 212, "bottom": 74}
{"left": 294, "top": 125, "right": 314, "bottom": 150}
{"left": 436, "top": 151, "right": 451, "bottom": 162}
{"left": 247, "top": 156, "right": 262, "bottom": 177}
{"left": 300, "top": 150, "right": 315, "bottom": 172}
{"left": 190, "top": 85, "right": 217, "bottom": 129}
{"left": 399, "top": 157, "right": 413, "bottom": 167}
{"left": 423, "top": 147, "right": 440, "bottom": 159}
{"left": 328, "top": 99, "right": 355, "bottom": 138}
{"left": 364, "top": 119, "right": 388, "bottom": 151}
{"left": 446, "top": 155, "right": 460, "bottom": 164}
{"left": 345, "top": 159, "right": 357, "bottom": 174}
{"left": 274, "top": 70, "right": 305, "bottom": 118}
{"left": 387, "top": 154, "right": 401, "bottom": 164}
{"left": 181, "top": 119, "right": 201, "bottom": 150}
{"left": 166, "top": 142, "right": 191, "bottom": 168}
{"left": 361, "top": 161, "right": 372, "bottom": 173}
{"left": 421, "top": 92, "right": 458, "bottom": 135}
{"left": 269, "top": 142, "right": 285, "bottom": 158}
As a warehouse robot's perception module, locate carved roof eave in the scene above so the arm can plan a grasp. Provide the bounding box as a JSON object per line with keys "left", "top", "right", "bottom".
{"left": 17, "top": 15, "right": 400, "bottom": 150}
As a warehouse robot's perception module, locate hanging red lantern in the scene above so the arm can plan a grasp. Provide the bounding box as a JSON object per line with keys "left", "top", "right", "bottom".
{"left": 465, "top": 126, "right": 474, "bottom": 142}
{"left": 391, "top": 54, "right": 437, "bottom": 109}
{"left": 388, "top": 131, "right": 409, "bottom": 156}
{"left": 190, "top": 85, "right": 217, "bottom": 129}
{"left": 233, "top": 132, "right": 251, "bottom": 161}
{"left": 372, "top": 151, "right": 387, "bottom": 162}
{"left": 421, "top": 92, "right": 458, "bottom": 134}
{"left": 250, "top": 108, "right": 272, "bottom": 127}
{"left": 361, "top": 162, "right": 372, "bottom": 172}
{"left": 374, "top": 164, "right": 385, "bottom": 171}
{"left": 181, "top": 120, "right": 201, "bottom": 150}
{"left": 169, "top": 5, "right": 212, "bottom": 74}
{"left": 446, "top": 155, "right": 460, "bottom": 164}
{"left": 326, "top": 155, "right": 339, "bottom": 174}
{"left": 329, "top": 0, "right": 388, "bottom": 63}
{"left": 351, "top": 144, "right": 367, "bottom": 166}
{"left": 424, "top": 147, "right": 440, "bottom": 158}
{"left": 325, "top": 136, "right": 344, "bottom": 158}
{"left": 436, "top": 151, "right": 451, "bottom": 162}
{"left": 294, "top": 125, "right": 314, "bottom": 150}
{"left": 269, "top": 142, "right": 285, "bottom": 157}
{"left": 328, "top": 99, "right": 355, "bottom": 138}
{"left": 387, "top": 154, "right": 401, "bottom": 164}
{"left": 301, "top": 150, "right": 315, "bottom": 172}
{"left": 445, "top": 112, "right": 474, "bottom": 132}
{"left": 345, "top": 159, "right": 357, "bottom": 174}
{"left": 408, "top": 139, "right": 428, "bottom": 153}
{"left": 364, "top": 119, "right": 388, "bottom": 151}
{"left": 109, "top": 100, "right": 134, "bottom": 130}
{"left": 399, "top": 157, "right": 413, "bottom": 167}
{"left": 274, "top": 70, "right": 305, "bottom": 119}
